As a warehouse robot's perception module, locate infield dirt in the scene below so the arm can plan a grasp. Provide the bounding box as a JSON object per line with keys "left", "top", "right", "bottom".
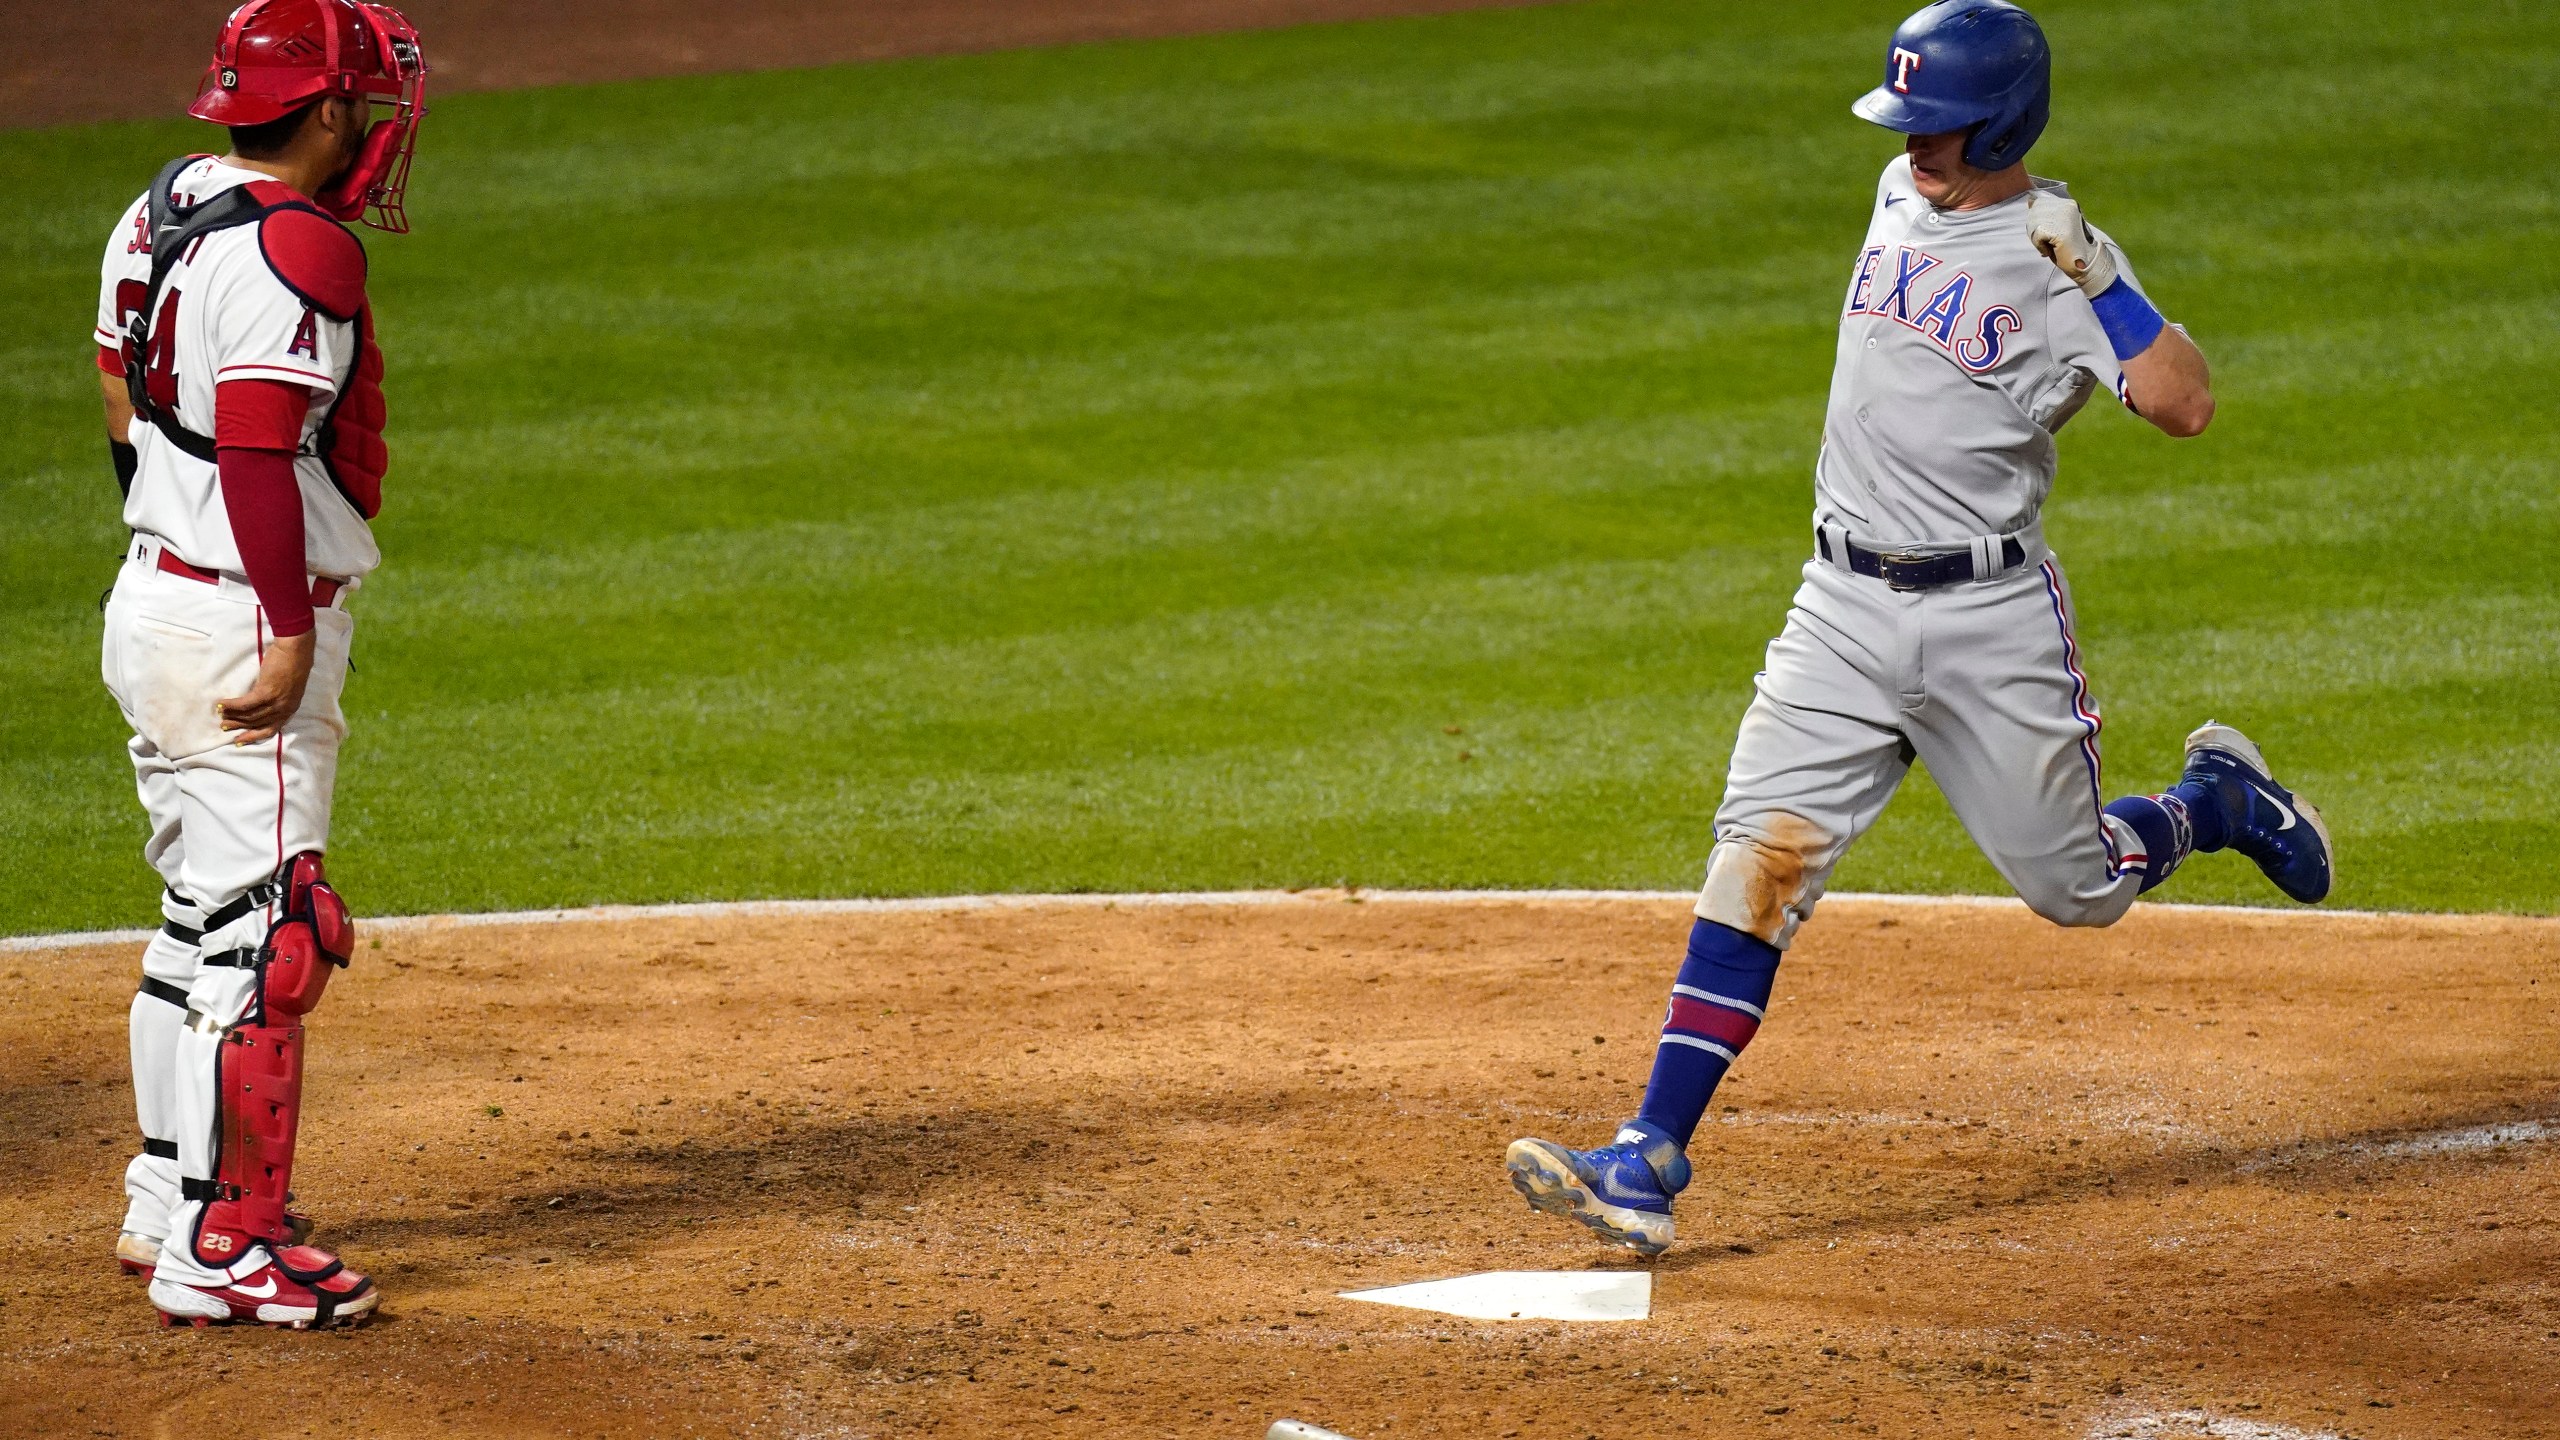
{"left": 7, "top": 896, "right": 2557, "bottom": 1439}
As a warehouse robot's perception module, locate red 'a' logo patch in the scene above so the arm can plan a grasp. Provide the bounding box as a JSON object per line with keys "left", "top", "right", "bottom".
{"left": 288, "top": 309, "right": 321, "bottom": 360}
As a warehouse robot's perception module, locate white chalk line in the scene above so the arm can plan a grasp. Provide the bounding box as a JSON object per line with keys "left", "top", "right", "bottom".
{"left": 2088, "top": 1410, "right": 2348, "bottom": 1440}
{"left": 2238, "top": 1119, "right": 2556, "bottom": 1173}
{"left": 0, "top": 886, "right": 2516, "bottom": 954}
{"left": 2371, "top": 1119, "right": 2552, "bottom": 1157}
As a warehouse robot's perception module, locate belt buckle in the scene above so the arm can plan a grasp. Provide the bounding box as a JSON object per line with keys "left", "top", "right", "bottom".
{"left": 1876, "top": 548, "right": 1931, "bottom": 592}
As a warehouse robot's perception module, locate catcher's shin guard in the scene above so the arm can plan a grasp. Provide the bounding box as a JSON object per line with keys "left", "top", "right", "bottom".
{"left": 201, "top": 1015, "right": 309, "bottom": 1249}
{"left": 190, "top": 855, "right": 353, "bottom": 1261}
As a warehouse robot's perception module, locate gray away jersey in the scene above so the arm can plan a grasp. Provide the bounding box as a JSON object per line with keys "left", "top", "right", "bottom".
{"left": 1815, "top": 153, "right": 2141, "bottom": 544}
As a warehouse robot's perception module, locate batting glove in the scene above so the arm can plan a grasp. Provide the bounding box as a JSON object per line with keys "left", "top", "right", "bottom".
{"left": 2027, "top": 190, "right": 2120, "bottom": 297}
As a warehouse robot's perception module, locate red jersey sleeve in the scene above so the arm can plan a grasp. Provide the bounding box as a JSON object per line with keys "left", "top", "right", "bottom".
{"left": 215, "top": 378, "right": 317, "bottom": 637}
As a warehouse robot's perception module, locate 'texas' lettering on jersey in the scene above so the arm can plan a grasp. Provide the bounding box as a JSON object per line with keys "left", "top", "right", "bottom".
{"left": 1846, "top": 244, "right": 2023, "bottom": 375}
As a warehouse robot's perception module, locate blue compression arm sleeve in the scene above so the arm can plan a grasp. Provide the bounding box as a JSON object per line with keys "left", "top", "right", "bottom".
{"left": 2089, "top": 276, "right": 2167, "bottom": 361}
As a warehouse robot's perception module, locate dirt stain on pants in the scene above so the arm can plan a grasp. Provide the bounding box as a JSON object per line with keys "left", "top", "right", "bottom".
{"left": 1697, "top": 813, "right": 1825, "bottom": 948}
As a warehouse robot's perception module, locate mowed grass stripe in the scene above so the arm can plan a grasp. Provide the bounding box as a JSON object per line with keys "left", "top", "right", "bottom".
{"left": 3, "top": 0, "right": 2554, "bottom": 931}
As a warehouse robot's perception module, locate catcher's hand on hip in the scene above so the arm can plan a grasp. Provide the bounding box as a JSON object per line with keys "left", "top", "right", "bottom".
{"left": 2028, "top": 190, "right": 2119, "bottom": 297}
{"left": 218, "top": 630, "right": 316, "bottom": 746}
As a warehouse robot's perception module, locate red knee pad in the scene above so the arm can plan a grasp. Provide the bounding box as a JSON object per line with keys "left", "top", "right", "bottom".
{"left": 260, "top": 853, "right": 351, "bottom": 1019}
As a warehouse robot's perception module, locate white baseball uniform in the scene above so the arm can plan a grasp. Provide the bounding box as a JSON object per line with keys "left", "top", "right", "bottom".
{"left": 1695, "top": 155, "right": 2153, "bottom": 947}
{"left": 95, "top": 157, "right": 374, "bottom": 1284}
{"left": 96, "top": 158, "right": 380, "bottom": 580}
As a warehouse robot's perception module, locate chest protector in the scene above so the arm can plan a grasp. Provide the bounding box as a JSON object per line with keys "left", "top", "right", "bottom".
{"left": 123, "top": 155, "right": 387, "bottom": 519}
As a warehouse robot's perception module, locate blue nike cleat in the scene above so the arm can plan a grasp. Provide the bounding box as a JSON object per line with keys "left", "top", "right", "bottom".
{"left": 2182, "top": 722, "right": 2335, "bottom": 904}
{"left": 1504, "top": 1120, "right": 1689, "bottom": 1256}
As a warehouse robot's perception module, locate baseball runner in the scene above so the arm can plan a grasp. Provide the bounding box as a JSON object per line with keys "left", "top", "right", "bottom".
{"left": 95, "top": 0, "right": 426, "bottom": 1328}
{"left": 1505, "top": 0, "right": 2332, "bottom": 1255}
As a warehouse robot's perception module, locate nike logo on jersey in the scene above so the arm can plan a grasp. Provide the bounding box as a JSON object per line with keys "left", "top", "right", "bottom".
{"left": 1883, "top": 195, "right": 1906, "bottom": 207}
{"left": 233, "top": 1275, "right": 279, "bottom": 1299}
{"left": 1844, "top": 243, "right": 2021, "bottom": 373}
{"left": 2248, "top": 783, "right": 2299, "bottom": 832}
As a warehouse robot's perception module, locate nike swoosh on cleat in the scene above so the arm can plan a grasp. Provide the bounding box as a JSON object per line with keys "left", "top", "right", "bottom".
{"left": 2249, "top": 784, "right": 2299, "bottom": 832}
{"left": 234, "top": 1276, "right": 278, "bottom": 1299}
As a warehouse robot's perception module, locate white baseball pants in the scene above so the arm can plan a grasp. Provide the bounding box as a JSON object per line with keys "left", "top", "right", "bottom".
{"left": 100, "top": 539, "right": 353, "bottom": 1283}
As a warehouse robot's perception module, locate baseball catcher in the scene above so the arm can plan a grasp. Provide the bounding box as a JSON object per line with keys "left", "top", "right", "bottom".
{"left": 96, "top": 0, "right": 426, "bottom": 1328}
{"left": 1506, "top": 0, "right": 2332, "bottom": 1255}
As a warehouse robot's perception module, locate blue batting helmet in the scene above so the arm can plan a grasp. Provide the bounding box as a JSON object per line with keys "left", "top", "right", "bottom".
{"left": 1851, "top": 0, "right": 2051, "bottom": 172}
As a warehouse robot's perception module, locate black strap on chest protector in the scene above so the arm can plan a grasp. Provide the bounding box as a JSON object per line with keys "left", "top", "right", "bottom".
{"left": 122, "top": 156, "right": 352, "bottom": 465}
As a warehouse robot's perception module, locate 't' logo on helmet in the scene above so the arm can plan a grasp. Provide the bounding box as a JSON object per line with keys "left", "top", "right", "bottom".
{"left": 1891, "top": 47, "right": 1924, "bottom": 94}
{"left": 219, "top": 67, "right": 239, "bottom": 89}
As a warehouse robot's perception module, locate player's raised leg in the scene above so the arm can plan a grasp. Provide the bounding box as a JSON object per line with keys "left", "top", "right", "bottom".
{"left": 1508, "top": 570, "right": 1911, "bottom": 1253}
{"left": 2175, "top": 723, "right": 2333, "bottom": 902}
{"left": 1903, "top": 561, "right": 2329, "bottom": 922}
{"left": 1899, "top": 560, "right": 2150, "bottom": 927}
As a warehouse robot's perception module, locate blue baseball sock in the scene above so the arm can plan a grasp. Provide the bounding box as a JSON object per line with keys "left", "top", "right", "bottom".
{"left": 2104, "top": 780, "right": 2227, "bottom": 892}
{"left": 1632, "top": 918, "right": 1783, "bottom": 1151}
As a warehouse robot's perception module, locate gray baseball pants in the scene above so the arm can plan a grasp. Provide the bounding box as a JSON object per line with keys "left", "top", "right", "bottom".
{"left": 1696, "top": 546, "right": 2145, "bottom": 948}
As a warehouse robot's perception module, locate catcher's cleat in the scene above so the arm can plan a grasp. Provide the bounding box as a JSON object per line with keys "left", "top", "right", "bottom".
{"left": 118, "top": 1204, "right": 312, "bottom": 1270}
{"left": 2182, "top": 722, "right": 2334, "bottom": 904}
{"left": 148, "top": 1244, "right": 378, "bottom": 1330}
{"left": 116, "top": 1231, "right": 161, "bottom": 1278}
{"left": 117, "top": 1209, "right": 309, "bottom": 1279}
{"left": 1505, "top": 1121, "right": 1690, "bottom": 1257}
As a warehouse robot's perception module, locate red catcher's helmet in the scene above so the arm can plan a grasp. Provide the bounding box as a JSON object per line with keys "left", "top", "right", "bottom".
{"left": 189, "top": 0, "right": 429, "bottom": 232}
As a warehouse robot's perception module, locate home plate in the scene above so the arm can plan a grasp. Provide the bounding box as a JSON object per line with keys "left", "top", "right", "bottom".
{"left": 1339, "top": 1270, "right": 1651, "bottom": 1321}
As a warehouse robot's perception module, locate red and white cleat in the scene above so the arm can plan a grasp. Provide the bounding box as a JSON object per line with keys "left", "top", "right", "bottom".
{"left": 119, "top": 1211, "right": 311, "bottom": 1279}
{"left": 116, "top": 1231, "right": 162, "bottom": 1278}
{"left": 148, "top": 1245, "right": 379, "bottom": 1329}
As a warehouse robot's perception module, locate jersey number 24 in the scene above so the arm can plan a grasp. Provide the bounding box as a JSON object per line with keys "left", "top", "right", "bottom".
{"left": 114, "top": 279, "right": 183, "bottom": 414}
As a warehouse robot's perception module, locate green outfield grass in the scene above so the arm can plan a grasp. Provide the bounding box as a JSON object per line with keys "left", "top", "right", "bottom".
{"left": 3, "top": 0, "right": 2553, "bottom": 934}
